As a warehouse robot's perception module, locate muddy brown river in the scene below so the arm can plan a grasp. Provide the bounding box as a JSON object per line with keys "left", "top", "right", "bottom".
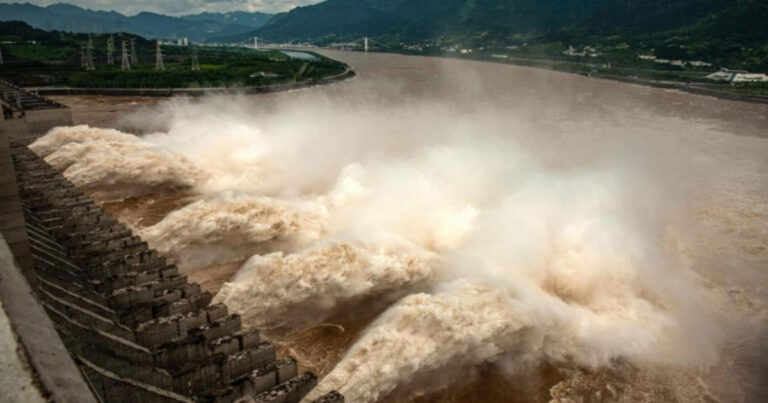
{"left": 41, "top": 50, "right": 766, "bottom": 402}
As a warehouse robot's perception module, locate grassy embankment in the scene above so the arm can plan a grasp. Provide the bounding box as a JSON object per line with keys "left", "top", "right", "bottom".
{"left": 0, "top": 22, "right": 347, "bottom": 89}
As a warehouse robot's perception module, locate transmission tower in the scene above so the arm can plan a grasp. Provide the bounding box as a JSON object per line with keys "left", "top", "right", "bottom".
{"left": 155, "top": 40, "right": 164, "bottom": 71}
{"left": 130, "top": 38, "right": 138, "bottom": 64}
{"left": 107, "top": 35, "right": 115, "bottom": 65}
{"left": 85, "top": 34, "right": 95, "bottom": 71}
{"left": 121, "top": 40, "right": 131, "bottom": 71}
{"left": 80, "top": 44, "right": 86, "bottom": 68}
{"left": 191, "top": 48, "right": 200, "bottom": 71}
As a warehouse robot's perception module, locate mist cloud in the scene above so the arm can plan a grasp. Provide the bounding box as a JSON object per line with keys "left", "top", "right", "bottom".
{"left": 28, "top": 60, "right": 754, "bottom": 401}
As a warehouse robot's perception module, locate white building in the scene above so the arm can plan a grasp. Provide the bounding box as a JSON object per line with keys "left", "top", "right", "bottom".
{"left": 563, "top": 45, "right": 600, "bottom": 57}
{"left": 563, "top": 46, "right": 585, "bottom": 57}
{"left": 707, "top": 68, "right": 768, "bottom": 83}
{"left": 732, "top": 73, "right": 768, "bottom": 83}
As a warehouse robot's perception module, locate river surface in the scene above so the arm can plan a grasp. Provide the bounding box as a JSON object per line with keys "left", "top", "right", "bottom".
{"left": 43, "top": 50, "right": 767, "bottom": 402}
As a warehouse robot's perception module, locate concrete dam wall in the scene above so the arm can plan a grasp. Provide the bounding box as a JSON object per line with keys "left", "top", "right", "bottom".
{"left": 0, "top": 85, "right": 343, "bottom": 403}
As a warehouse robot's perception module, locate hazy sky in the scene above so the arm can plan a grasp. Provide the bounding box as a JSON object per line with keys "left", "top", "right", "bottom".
{"left": 0, "top": 0, "right": 324, "bottom": 15}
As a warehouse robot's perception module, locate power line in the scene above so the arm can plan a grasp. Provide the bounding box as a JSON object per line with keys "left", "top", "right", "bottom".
{"left": 191, "top": 48, "right": 200, "bottom": 71}
{"left": 107, "top": 35, "right": 114, "bottom": 65}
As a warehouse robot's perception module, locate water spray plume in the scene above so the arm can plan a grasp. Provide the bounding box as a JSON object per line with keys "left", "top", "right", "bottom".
{"left": 30, "top": 66, "right": 765, "bottom": 401}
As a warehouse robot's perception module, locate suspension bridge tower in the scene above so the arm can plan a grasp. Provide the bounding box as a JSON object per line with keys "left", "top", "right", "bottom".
{"left": 254, "top": 36, "right": 259, "bottom": 49}
{"left": 364, "top": 37, "right": 369, "bottom": 52}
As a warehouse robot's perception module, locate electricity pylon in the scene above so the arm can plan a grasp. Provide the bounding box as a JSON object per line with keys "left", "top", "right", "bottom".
{"left": 121, "top": 40, "right": 131, "bottom": 71}
{"left": 155, "top": 40, "right": 164, "bottom": 71}
{"left": 107, "top": 35, "right": 115, "bottom": 65}
{"left": 130, "top": 38, "right": 138, "bottom": 64}
{"left": 85, "top": 34, "right": 95, "bottom": 71}
{"left": 191, "top": 48, "right": 200, "bottom": 71}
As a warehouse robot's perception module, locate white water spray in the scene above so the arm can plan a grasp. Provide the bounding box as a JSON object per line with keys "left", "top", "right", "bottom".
{"left": 29, "top": 64, "right": 765, "bottom": 401}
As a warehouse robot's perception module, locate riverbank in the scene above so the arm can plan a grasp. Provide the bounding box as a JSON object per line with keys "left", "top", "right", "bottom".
{"left": 28, "top": 68, "right": 356, "bottom": 97}
{"left": 452, "top": 54, "right": 768, "bottom": 104}
{"left": 575, "top": 72, "right": 768, "bottom": 105}
{"left": 342, "top": 49, "right": 768, "bottom": 105}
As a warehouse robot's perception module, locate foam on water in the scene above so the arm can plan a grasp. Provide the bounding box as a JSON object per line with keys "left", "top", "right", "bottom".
{"left": 29, "top": 70, "right": 767, "bottom": 401}
{"left": 215, "top": 236, "right": 437, "bottom": 327}
{"left": 140, "top": 194, "right": 328, "bottom": 269}
{"left": 30, "top": 125, "right": 205, "bottom": 196}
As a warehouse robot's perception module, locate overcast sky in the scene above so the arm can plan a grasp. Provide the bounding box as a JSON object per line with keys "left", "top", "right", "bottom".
{"left": 0, "top": 0, "right": 324, "bottom": 15}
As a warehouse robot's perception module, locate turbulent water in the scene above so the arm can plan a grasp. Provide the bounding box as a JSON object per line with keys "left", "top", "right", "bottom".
{"left": 34, "top": 51, "right": 767, "bottom": 402}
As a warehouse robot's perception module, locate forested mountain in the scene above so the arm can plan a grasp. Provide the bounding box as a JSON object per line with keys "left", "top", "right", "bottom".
{"left": 253, "top": 0, "right": 766, "bottom": 43}
{"left": 181, "top": 11, "right": 272, "bottom": 30}
{"left": 241, "top": 0, "right": 766, "bottom": 69}
{"left": 257, "top": 0, "right": 608, "bottom": 41}
{"left": 0, "top": 3, "right": 273, "bottom": 42}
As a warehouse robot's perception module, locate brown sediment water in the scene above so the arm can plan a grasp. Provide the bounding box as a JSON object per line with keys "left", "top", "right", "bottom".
{"left": 29, "top": 50, "right": 768, "bottom": 402}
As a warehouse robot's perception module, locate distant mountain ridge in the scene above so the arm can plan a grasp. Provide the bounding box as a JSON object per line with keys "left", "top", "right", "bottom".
{"left": 181, "top": 11, "right": 272, "bottom": 29}
{"left": 251, "top": 0, "right": 767, "bottom": 43}
{"left": 255, "top": 0, "right": 609, "bottom": 42}
{"left": 235, "top": 0, "right": 766, "bottom": 70}
{"left": 0, "top": 2, "right": 273, "bottom": 42}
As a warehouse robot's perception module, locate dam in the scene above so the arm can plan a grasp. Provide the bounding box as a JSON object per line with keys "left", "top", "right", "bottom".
{"left": 0, "top": 82, "right": 343, "bottom": 402}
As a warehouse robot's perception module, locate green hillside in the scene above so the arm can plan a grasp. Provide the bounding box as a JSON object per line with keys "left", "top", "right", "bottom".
{"left": 0, "top": 22, "right": 347, "bottom": 89}
{"left": 248, "top": 0, "right": 768, "bottom": 71}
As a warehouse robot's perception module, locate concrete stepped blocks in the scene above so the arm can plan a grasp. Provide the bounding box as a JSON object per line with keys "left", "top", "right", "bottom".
{"left": 155, "top": 291, "right": 213, "bottom": 317}
{"left": 6, "top": 142, "right": 331, "bottom": 402}
{"left": 193, "top": 314, "right": 242, "bottom": 342}
{"left": 252, "top": 372, "right": 318, "bottom": 403}
{"left": 236, "top": 328, "right": 261, "bottom": 351}
{"left": 310, "top": 391, "right": 345, "bottom": 403}
{"left": 223, "top": 342, "right": 277, "bottom": 382}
